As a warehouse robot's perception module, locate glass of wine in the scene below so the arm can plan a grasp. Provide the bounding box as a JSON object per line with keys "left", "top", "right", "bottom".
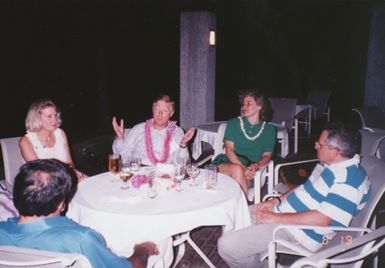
{"left": 174, "top": 164, "right": 185, "bottom": 192}
{"left": 119, "top": 163, "right": 133, "bottom": 190}
{"left": 186, "top": 162, "right": 200, "bottom": 186}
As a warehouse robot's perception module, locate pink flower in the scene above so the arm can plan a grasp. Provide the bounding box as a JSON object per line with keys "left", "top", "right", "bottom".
{"left": 131, "top": 175, "right": 149, "bottom": 188}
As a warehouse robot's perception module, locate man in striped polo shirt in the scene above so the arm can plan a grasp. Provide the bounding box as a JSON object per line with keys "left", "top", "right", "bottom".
{"left": 218, "top": 122, "right": 371, "bottom": 268}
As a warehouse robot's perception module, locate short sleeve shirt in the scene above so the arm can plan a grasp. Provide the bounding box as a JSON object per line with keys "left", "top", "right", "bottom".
{"left": 222, "top": 117, "right": 276, "bottom": 165}
{"left": 0, "top": 216, "right": 131, "bottom": 268}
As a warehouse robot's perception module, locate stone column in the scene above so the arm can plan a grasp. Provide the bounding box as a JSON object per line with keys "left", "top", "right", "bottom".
{"left": 364, "top": 4, "right": 385, "bottom": 112}
{"left": 180, "top": 11, "right": 216, "bottom": 130}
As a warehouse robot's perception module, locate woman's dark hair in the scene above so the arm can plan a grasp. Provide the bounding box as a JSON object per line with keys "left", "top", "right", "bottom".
{"left": 325, "top": 122, "right": 361, "bottom": 158}
{"left": 238, "top": 90, "right": 273, "bottom": 121}
{"left": 13, "top": 159, "right": 77, "bottom": 217}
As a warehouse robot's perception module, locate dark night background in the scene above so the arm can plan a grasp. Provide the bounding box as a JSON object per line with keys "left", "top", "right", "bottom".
{"left": 0, "top": 0, "right": 373, "bottom": 143}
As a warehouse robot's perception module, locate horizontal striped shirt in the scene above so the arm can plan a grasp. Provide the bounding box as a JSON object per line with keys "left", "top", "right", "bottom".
{"left": 275, "top": 154, "right": 370, "bottom": 251}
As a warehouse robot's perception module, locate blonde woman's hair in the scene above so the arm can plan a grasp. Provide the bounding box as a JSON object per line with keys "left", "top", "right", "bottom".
{"left": 25, "top": 99, "right": 61, "bottom": 132}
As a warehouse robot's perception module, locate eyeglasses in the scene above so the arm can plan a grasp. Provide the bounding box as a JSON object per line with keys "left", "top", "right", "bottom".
{"left": 315, "top": 141, "right": 339, "bottom": 150}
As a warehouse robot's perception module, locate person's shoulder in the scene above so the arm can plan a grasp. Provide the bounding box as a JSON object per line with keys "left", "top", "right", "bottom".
{"left": 56, "top": 128, "right": 67, "bottom": 137}
{"left": 131, "top": 122, "right": 145, "bottom": 131}
{"left": 49, "top": 217, "right": 102, "bottom": 241}
{"left": 264, "top": 122, "right": 276, "bottom": 132}
{"left": 19, "top": 134, "right": 35, "bottom": 150}
{"left": 227, "top": 117, "right": 240, "bottom": 126}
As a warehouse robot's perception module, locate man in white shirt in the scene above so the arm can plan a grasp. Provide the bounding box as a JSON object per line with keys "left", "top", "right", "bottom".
{"left": 112, "top": 95, "right": 195, "bottom": 166}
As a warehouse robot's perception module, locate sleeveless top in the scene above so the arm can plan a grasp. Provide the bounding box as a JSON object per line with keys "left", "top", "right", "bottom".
{"left": 25, "top": 128, "right": 68, "bottom": 163}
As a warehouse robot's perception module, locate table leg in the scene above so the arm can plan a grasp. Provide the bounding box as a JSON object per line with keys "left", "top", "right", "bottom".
{"left": 172, "top": 232, "right": 216, "bottom": 268}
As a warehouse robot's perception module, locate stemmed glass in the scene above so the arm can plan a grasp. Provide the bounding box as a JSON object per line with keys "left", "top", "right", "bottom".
{"left": 119, "top": 163, "right": 133, "bottom": 190}
{"left": 174, "top": 164, "right": 186, "bottom": 192}
{"left": 186, "top": 162, "right": 200, "bottom": 186}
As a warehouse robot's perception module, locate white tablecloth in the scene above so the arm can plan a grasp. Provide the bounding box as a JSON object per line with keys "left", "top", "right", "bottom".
{"left": 66, "top": 169, "right": 250, "bottom": 258}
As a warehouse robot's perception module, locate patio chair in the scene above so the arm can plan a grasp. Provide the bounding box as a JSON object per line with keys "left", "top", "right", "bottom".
{"left": 297, "top": 90, "right": 331, "bottom": 135}
{"left": 266, "top": 155, "right": 385, "bottom": 268}
{"left": 269, "top": 97, "right": 298, "bottom": 155}
{"left": 360, "top": 129, "right": 385, "bottom": 159}
{"left": 0, "top": 137, "right": 24, "bottom": 193}
{"left": 0, "top": 246, "right": 92, "bottom": 268}
{"left": 352, "top": 106, "right": 385, "bottom": 132}
{"left": 290, "top": 225, "right": 385, "bottom": 268}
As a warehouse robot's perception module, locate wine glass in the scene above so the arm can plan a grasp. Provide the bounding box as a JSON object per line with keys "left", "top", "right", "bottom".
{"left": 186, "top": 162, "right": 200, "bottom": 186}
{"left": 174, "top": 164, "right": 185, "bottom": 192}
{"left": 119, "top": 163, "right": 133, "bottom": 190}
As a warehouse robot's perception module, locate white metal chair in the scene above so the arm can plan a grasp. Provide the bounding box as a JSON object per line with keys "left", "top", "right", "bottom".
{"left": 291, "top": 225, "right": 385, "bottom": 268}
{"left": 0, "top": 246, "right": 92, "bottom": 268}
{"left": 360, "top": 129, "right": 385, "bottom": 159}
{"left": 266, "top": 155, "right": 385, "bottom": 268}
{"left": 297, "top": 90, "right": 331, "bottom": 135}
{"left": 352, "top": 106, "right": 385, "bottom": 132}
{"left": 269, "top": 97, "right": 298, "bottom": 155}
{"left": 0, "top": 137, "right": 24, "bottom": 193}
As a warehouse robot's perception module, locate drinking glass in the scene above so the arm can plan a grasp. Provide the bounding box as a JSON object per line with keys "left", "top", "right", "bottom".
{"left": 147, "top": 171, "right": 158, "bottom": 198}
{"left": 130, "top": 158, "right": 141, "bottom": 172}
{"left": 186, "top": 162, "right": 200, "bottom": 186}
{"left": 174, "top": 164, "right": 185, "bottom": 192}
{"left": 119, "top": 163, "right": 133, "bottom": 190}
{"left": 108, "top": 154, "right": 121, "bottom": 174}
{"left": 204, "top": 164, "right": 217, "bottom": 190}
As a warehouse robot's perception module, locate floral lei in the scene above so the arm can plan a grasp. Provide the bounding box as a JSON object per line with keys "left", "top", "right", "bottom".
{"left": 238, "top": 116, "right": 266, "bottom": 141}
{"left": 145, "top": 119, "right": 177, "bottom": 165}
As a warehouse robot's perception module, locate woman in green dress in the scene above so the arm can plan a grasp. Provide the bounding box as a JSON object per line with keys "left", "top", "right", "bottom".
{"left": 212, "top": 90, "right": 276, "bottom": 196}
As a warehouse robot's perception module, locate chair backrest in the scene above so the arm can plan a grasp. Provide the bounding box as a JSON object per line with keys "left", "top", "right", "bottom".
{"left": 318, "top": 156, "right": 385, "bottom": 268}
{"left": 352, "top": 106, "right": 385, "bottom": 131}
{"left": 359, "top": 129, "right": 385, "bottom": 159}
{"left": 351, "top": 156, "right": 385, "bottom": 229}
{"left": 269, "top": 98, "right": 297, "bottom": 129}
{"left": 0, "top": 246, "right": 92, "bottom": 268}
{"left": 0, "top": 137, "right": 24, "bottom": 193}
{"left": 307, "top": 90, "right": 331, "bottom": 119}
{"left": 212, "top": 122, "right": 227, "bottom": 159}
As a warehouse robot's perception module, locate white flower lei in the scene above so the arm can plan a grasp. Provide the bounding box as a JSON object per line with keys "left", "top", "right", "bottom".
{"left": 238, "top": 116, "right": 266, "bottom": 141}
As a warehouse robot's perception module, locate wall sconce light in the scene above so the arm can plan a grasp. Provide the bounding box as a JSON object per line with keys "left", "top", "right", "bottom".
{"left": 209, "top": 29, "right": 216, "bottom": 47}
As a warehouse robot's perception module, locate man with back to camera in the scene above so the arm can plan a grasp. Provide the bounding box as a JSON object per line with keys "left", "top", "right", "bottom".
{"left": 218, "top": 122, "right": 371, "bottom": 267}
{"left": 112, "top": 94, "right": 196, "bottom": 165}
{"left": 0, "top": 159, "right": 158, "bottom": 268}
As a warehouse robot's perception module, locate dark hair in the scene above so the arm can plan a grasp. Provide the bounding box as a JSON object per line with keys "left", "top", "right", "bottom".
{"left": 324, "top": 122, "right": 361, "bottom": 158}
{"left": 238, "top": 90, "right": 273, "bottom": 121}
{"left": 13, "top": 159, "right": 77, "bottom": 217}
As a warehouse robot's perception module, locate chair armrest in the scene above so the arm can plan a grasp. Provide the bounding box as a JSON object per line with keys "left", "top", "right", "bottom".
{"left": 273, "top": 159, "right": 318, "bottom": 188}
{"left": 290, "top": 225, "right": 385, "bottom": 268}
{"left": 195, "top": 154, "right": 214, "bottom": 168}
{"left": 268, "top": 224, "right": 372, "bottom": 268}
{"left": 253, "top": 160, "right": 274, "bottom": 203}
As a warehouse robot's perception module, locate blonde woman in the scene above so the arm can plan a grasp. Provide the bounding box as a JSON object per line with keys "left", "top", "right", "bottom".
{"left": 19, "top": 99, "right": 86, "bottom": 181}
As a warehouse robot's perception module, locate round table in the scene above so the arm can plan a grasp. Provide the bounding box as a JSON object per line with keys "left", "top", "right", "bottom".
{"left": 66, "top": 168, "right": 251, "bottom": 266}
